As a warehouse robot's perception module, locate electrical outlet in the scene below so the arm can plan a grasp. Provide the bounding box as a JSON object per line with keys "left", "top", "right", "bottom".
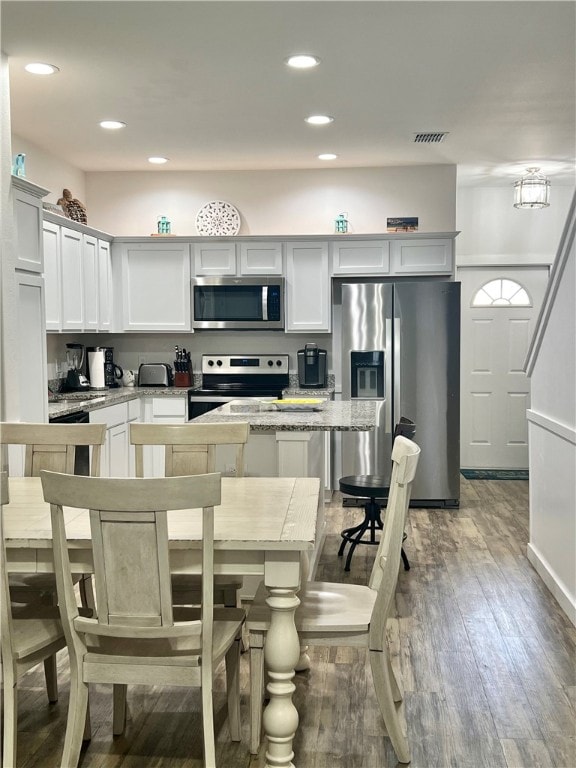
{"left": 225, "top": 465, "right": 237, "bottom": 476}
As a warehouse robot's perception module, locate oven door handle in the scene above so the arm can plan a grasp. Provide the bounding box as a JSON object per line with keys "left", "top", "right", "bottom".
{"left": 262, "top": 286, "right": 268, "bottom": 321}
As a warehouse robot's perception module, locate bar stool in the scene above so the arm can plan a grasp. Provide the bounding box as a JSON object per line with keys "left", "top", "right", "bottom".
{"left": 338, "top": 417, "right": 415, "bottom": 572}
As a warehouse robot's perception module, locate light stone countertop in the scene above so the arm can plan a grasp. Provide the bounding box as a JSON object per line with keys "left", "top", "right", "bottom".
{"left": 191, "top": 399, "right": 376, "bottom": 433}
{"left": 48, "top": 386, "right": 189, "bottom": 419}
{"left": 47, "top": 386, "right": 337, "bottom": 420}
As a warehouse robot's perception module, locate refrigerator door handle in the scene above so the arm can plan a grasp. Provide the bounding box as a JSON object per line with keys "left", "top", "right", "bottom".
{"left": 393, "top": 315, "right": 401, "bottom": 427}
{"left": 385, "top": 317, "right": 394, "bottom": 431}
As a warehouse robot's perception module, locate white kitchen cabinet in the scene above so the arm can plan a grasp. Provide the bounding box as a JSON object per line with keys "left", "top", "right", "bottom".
{"left": 391, "top": 238, "right": 453, "bottom": 274}
{"left": 16, "top": 272, "right": 48, "bottom": 424}
{"left": 192, "top": 242, "right": 237, "bottom": 275}
{"left": 83, "top": 235, "right": 99, "bottom": 331}
{"left": 43, "top": 221, "right": 62, "bottom": 331}
{"left": 331, "top": 240, "right": 390, "bottom": 275}
{"left": 13, "top": 177, "right": 48, "bottom": 273}
{"left": 117, "top": 242, "right": 191, "bottom": 331}
{"left": 240, "top": 242, "right": 283, "bottom": 275}
{"left": 43, "top": 218, "right": 113, "bottom": 332}
{"left": 60, "top": 227, "right": 84, "bottom": 330}
{"left": 192, "top": 241, "right": 283, "bottom": 276}
{"left": 140, "top": 397, "right": 187, "bottom": 476}
{"left": 285, "top": 242, "right": 331, "bottom": 332}
{"left": 97, "top": 239, "right": 113, "bottom": 331}
{"left": 89, "top": 401, "right": 139, "bottom": 477}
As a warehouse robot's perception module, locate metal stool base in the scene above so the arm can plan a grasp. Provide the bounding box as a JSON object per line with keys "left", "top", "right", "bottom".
{"left": 338, "top": 496, "right": 410, "bottom": 573}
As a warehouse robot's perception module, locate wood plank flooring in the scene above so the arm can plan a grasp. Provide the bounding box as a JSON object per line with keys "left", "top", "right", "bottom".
{"left": 5, "top": 478, "right": 576, "bottom": 768}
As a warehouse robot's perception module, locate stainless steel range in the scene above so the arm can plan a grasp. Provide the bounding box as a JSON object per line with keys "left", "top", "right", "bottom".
{"left": 187, "top": 354, "right": 289, "bottom": 420}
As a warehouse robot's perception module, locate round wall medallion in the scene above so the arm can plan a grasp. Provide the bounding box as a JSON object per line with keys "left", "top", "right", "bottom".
{"left": 195, "top": 200, "right": 241, "bottom": 236}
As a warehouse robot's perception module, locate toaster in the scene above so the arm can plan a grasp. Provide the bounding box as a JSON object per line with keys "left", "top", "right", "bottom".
{"left": 137, "top": 363, "right": 173, "bottom": 387}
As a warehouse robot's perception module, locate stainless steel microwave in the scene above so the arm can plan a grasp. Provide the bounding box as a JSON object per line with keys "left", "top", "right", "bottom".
{"left": 191, "top": 276, "right": 285, "bottom": 330}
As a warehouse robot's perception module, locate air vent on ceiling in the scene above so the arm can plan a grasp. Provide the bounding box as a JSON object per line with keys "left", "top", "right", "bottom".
{"left": 413, "top": 132, "right": 449, "bottom": 144}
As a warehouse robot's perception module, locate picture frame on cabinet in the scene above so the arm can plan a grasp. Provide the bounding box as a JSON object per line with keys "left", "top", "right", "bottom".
{"left": 387, "top": 217, "right": 418, "bottom": 232}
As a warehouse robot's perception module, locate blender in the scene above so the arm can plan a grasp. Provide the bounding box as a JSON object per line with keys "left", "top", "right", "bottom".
{"left": 65, "top": 343, "right": 90, "bottom": 391}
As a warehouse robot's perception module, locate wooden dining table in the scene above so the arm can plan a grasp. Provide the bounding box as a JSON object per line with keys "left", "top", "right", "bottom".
{"left": 4, "top": 474, "right": 321, "bottom": 768}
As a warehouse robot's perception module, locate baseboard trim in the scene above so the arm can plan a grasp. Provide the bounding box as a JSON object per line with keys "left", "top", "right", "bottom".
{"left": 527, "top": 542, "right": 576, "bottom": 627}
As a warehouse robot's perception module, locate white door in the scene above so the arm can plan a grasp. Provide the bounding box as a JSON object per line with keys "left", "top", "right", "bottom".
{"left": 459, "top": 267, "right": 549, "bottom": 469}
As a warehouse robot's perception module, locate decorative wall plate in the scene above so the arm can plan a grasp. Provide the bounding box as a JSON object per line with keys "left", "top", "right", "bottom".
{"left": 195, "top": 200, "right": 241, "bottom": 236}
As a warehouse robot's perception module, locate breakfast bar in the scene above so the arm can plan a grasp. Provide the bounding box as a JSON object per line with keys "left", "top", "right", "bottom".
{"left": 192, "top": 399, "right": 376, "bottom": 580}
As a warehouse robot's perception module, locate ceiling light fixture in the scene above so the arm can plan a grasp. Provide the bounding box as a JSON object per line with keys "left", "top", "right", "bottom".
{"left": 99, "top": 120, "right": 126, "bottom": 130}
{"left": 24, "top": 62, "right": 59, "bottom": 75}
{"left": 305, "top": 115, "right": 334, "bottom": 126}
{"left": 513, "top": 167, "right": 551, "bottom": 209}
{"left": 148, "top": 156, "right": 169, "bottom": 164}
{"left": 286, "top": 54, "right": 320, "bottom": 69}
{"left": 318, "top": 153, "right": 338, "bottom": 160}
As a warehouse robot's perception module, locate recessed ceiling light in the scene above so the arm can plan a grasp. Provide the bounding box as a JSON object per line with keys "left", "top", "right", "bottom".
{"left": 24, "top": 62, "right": 59, "bottom": 76}
{"left": 318, "top": 153, "right": 338, "bottom": 161}
{"left": 99, "top": 120, "right": 126, "bottom": 130}
{"left": 148, "top": 156, "right": 169, "bottom": 164}
{"left": 286, "top": 54, "right": 320, "bottom": 69}
{"left": 305, "top": 115, "right": 334, "bottom": 126}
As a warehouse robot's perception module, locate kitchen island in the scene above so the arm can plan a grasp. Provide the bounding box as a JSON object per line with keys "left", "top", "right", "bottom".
{"left": 192, "top": 398, "right": 375, "bottom": 583}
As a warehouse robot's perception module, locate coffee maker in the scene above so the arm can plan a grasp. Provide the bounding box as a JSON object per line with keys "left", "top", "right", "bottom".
{"left": 87, "top": 347, "right": 123, "bottom": 389}
{"left": 297, "top": 343, "right": 328, "bottom": 388}
{"left": 65, "top": 343, "right": 90, "bottom": 391}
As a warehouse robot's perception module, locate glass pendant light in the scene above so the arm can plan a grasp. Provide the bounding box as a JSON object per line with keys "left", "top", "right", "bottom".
{"left": 514, "top": 168, "right": 551, "bottom": 209}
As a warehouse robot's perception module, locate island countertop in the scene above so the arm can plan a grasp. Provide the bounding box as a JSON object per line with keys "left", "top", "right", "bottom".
{"left": 191, "top": 399, "right": 376, "bottom": 433}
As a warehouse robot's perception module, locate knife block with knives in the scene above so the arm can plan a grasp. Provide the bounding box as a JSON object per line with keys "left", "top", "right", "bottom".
{"left": 173, "top": 346, "right": 192, "bottom": 387}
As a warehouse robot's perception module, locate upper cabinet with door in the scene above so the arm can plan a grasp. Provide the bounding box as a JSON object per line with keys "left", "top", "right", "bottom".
{"left": 42, "top": 213, "right": 113, "bottom": 332}
{"left": 12, "top": 177, "right": 49, "bottom": 273}
{"left": 192, "top": 240, "right": 283, "bottom": 276}
{"left": 285, "top": 242, "right": 331, "bottom": 332}
{"left": 331, "top": 233, "right": 455, "bottom": 276}
{"left": 114, "top": 241, "right": 191, "bottom": 331}
{"left": 390, "top": 236, "right": 454, "bottom": 274}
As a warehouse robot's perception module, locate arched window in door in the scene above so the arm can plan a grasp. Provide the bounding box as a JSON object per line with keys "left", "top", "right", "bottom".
{"left": 472, "top": 278, "right": 532, "bottom": 307}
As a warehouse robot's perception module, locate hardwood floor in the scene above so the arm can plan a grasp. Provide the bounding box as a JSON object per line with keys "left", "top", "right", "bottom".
{"left": 6, "top": 478, "right": 576, "bottom": 767}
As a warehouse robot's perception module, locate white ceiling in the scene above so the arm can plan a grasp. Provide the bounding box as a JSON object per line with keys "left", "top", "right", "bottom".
{"left": 3, "top": 1, "right": 575, "bottom": 186}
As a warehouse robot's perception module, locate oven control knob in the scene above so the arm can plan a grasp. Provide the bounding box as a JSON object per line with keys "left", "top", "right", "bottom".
{"left": 276, "top": 359, "right": 283, "bottom": 366}
{"left": 268, "top": 360, "right": 274, "bottom": 367}
{"left": 208, "top": 359, "right": 215, "bottom": 367}
{"left": 216, "top": 359, "right": 223, "bottom": 366}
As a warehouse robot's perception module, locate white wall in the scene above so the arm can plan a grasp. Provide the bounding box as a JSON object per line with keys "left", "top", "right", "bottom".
{"left": 526, "top": 199, "right": 576, "bottom": 625}
{"left": 456, "top": 184, "right": 575, "bottom": 265}
{"left": 84, "top": 165, "right": 457, "bottom": 236}
{"left": 11, "top": 133, "right": 86, "bottom": 207}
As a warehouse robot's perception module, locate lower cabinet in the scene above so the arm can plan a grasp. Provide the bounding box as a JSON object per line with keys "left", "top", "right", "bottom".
{"left": 140, "top": 397, "right": 187, "bottom": 476}
{"left": 89, "top": 399, "right": 141, "bottom": 477}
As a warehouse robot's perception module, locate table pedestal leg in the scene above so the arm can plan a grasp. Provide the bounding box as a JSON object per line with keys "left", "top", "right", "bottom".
{"left": 263, "top": 587, "right": 301, "bottom": 768}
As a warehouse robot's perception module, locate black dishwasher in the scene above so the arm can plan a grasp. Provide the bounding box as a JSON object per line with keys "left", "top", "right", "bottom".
{"left": 48, "top": 410, "right": 90, "bottom": 475}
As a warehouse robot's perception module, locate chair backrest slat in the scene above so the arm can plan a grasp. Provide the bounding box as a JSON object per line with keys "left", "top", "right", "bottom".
{"left": 130, "top": 422, "right": 249, "bottom": 478}
{"left": 41, "top": 471, "right": 221, "bottom": 641}
{"left": 368, "top": 436, "right": 420, "bottom": 647}
{"left": 1, "top": 423, "right": 106, "bottom": 477}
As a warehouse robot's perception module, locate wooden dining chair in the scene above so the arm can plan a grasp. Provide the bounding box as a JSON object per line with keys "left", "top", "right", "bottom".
{"left": 0, "top": 471, "right": 67, "bottom": 768}
{"left": 0, "top": 422, "right": 106, "bottom": 608}
{"left": 130, "top": 421, "right": 250, "bottom": 607}
{"left": 246, "top": 435, "right": 421, "bottom": 764}
{"left": 40, "top": 469, "right": 245, "bottom": 768}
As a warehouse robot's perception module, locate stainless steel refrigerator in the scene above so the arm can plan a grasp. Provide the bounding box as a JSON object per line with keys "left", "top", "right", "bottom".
{"left": 339, "top": 281, "right": 460, "bottom": 507}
